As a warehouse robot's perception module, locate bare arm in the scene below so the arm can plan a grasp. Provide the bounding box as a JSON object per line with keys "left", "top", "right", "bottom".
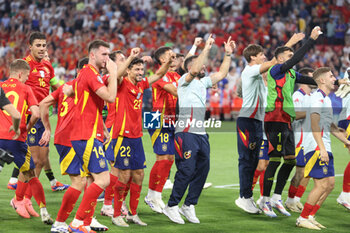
{"left": 181, "top": 37, "right": 203, "bottom": 71}
{"left": 38, "top": 95, "right": 56, "bottom": 146}
{"left": 148, "top": 52, "right": 174, "bottom": 85}
{"left": 295, "top": 111, "right": 306, "bottom": 120}
{"left": 96, "top": 59, "right": 118, "bottom": 103}
{"left": 210, "top": 37, "right": 236, "bottom": 85}
{"left": 186, "top": 35, "right": 214, "bottom": 83}
{"left": 259, "top": 33, "right": 305, "bottom": 74}
{"left": 331, "top": 123, "right": 350, "bottom": 145}
{"left": 311, "top": 113, "right": 328, "bottom": 162}
{"left": 116, "top": 48, "right": 140, "bottom": 84}
{"left": 163, "top": 84, "right": 178, "bottom": 97}
{"left": 27, "top": 105, "right": 39, "bottom": 132}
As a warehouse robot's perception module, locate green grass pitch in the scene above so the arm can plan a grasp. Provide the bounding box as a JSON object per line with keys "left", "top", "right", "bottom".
{"left": 0, "top": 117, "right": 350, "bottom": 232}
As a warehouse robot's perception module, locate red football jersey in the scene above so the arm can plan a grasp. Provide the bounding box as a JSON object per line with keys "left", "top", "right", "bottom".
{"left": 24, "top": 54, "right": 55, "bottom": 103}
{"left": 70, "top": 64, "right": 106, "bottom": 142}
{"left": 0, "top": 78, "right": 38, "bottom": 142}
{"left": 152, "top": 71, "right": 180, "bottom": 123}
{"left": 112, "top": 77, "right": 149, "bottom": 139}
{"left": 51, "top": 81, "right": 75, "bottom": 147}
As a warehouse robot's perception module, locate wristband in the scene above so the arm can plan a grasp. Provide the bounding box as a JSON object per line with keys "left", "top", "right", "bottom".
{"left": 189, "top": 45, "right": 197, "bottom": 55}
{"left": 225, "top": 54, "right": 231, "bottom": 57}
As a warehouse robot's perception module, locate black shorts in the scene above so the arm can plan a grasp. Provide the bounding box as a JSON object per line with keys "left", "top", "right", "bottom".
{"left": 264, "top": 122, "right": 295, "bottom": 157}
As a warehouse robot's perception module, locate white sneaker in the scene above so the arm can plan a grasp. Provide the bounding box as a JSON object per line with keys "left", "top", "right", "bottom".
{"left": 295, "top": 201, "right": 304, "bottom": 211}
{"left": 126, "top": 214, "right": 147, "bottom": 226}
{"left": 337, "top": 193, "right": 350, "bottom": 210}
{"left": 51, "top": 221, "right": 68, "bottom": 233}
{"left": 163, "top": 179, "right": 173, "bottom": 190}
{"left": 112, "top": 216, "right": 129, "bottom": 227}
{"left": 144, "top": 195, "right": 163, "bottom": 213}
{"left": 309, "top": 216, "right": 326, "bottom": 229}
{"left": 90, "top": 217, "right": 108, "bottom": 231}
{"left": 285, "top": 200, "right": 301, "bottom": 213}
{"left": 179, "top": 204, "right": 200, "bottom": 223}
{"left": 235, "top": 197, "right": 260, "bottom": 214}
{"left": 259, "top": 201, "right": 277, "bottom": 218}
{"left": 40, "top": 207, "right": 53, "bottom": 225}
{"left": 256, "top": 196, "right": 263, "bottom": 207}
{"left": 296, "top": 216, "right": 321, "bottom": 230}
{"left": 163, "top": 205, "right": 185, "bottom": 224}
{"left": 270, "top": 199, "right": 291, "bottom": 216}
{"left": 156, "top": 198, "right": 166, "bottom": 209}
{"left": 101, "top": 205, "right": 114, "bottom": 217}
{"left": 203, "top": 182, "right": 212, "bottom": 189}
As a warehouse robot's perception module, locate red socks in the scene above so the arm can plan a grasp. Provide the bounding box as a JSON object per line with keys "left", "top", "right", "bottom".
{"left": 24, "top": 183, "right": 32, "bottom": 200}
{"left": 104, "top": 174, "right": 118, "bottom": 205}
{"left": 252, "top": 170, "right": 262, "bottom": 190}
{"left": 259, "top": 170, "right": 265, "bottom": 196}
{"left": 29, "top": 177, "right": 46, "bottom": 207}
{"left": 310, "top": 204, "right": 320, "bottom": 216}
{"left": 149, "top": 160, "right": 173, "bottom": 192}
{"left": 75, "top": 183, "right": 103, "bottom": 222}
{"left": 343, "top": 161, "right": 350, "bottom": 192}
{"left": 56, "top": 187, "right": 81, "bottom": 222}
{"left": 300, "top": 202, "right": 313, "bottom": 219}
{"left": 15, "top": 181, "right": 28, "bottom": 201}
{"left": 129, "top": 182, "right": 141, "bottom": 216}
{"left": 113, "top": 180, "right": 128, "bottom": 217}
{"left": 288, "top": 185, "right": 298, "bottom": 198}
{"left": 295, "top": 185, "right": 306, "bottom": 198}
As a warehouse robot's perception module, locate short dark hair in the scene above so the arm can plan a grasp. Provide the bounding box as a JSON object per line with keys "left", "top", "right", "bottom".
{"left": 184, "top": 55, "right": 198, "bottom": 72}
{"left": 109, "top": 50, "right": 123, "bottom": 62}
{"left": 10, "top": 59, "right": 30, "bottom": 73}
{"left": 243, "top": 44, "right": 264, "bottom": 63}
{"left": 88, "top": 39, "right": 110, "bottom": 53}
{"left": 76, "top": 57, "right": 89, "bottom": 70}
{"left": 298, "top": 67, "right": 314, "bottom": 76}
{"left": 313, "top": 67, "right": 331, "bottom": 81}
{"left": 29, "top": 32, "right": 46, "bottom": 45}
{"left": 128, "top": 58, "right": 144, "bottom": 69}
{"left": 154, "top": 46, "right": 172, "bottom": 65}
{"left": 274, "top": 46, "right": 294, "bottom": 58}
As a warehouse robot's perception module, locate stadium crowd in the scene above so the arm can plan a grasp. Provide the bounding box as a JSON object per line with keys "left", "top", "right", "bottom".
{"left": 0, "top": 0, "right": 349, "bottom": 118}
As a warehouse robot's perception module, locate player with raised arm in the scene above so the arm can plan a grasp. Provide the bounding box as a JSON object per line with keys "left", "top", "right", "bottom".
{"left": 111, "top": 54, "right": 173, "bottom": 227}
{"left": 236, "top": 33, "right": 305, "bottom": 214}
{"left": 0, "top": 59, "right": 53, "bottom": 224}
{"left": 260, "top": 27, "right": 322, "bottom": 218}
{"left": 163, "top": 35, "right": 235, "bottom": 224}
{"left": 296, "top": 67, "right": 350, "bottom": 230}
{"left": 285, "top": 67, "right": 314, "bottom": 213}
{"left": 100, "top": 48, "right": 141, "bottom": 217}
{"left": 144, "top": 45, "right": 181, "bottom": 213}
{"left": 61, "top": 39, "right": 118, "bottom": 233}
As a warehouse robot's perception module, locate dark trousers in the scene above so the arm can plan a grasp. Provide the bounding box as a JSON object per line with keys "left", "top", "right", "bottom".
{"left": 236, "top": 117, "right": 263, "bottom": 198}
{"left": 168, "top": 132, "right": 210, "bottom": 207}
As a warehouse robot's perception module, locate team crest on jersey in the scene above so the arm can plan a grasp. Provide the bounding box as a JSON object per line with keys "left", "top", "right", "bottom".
{"left": 259, "top": 150, "right": 263, "bottom": 157}
{"left": 277, "top": 144, "right": 282, "bottom": 152}
{"left": 184, "top": 150, "right": 192, "bottom": 159}
{"left": 39, "top": 70, "right": 45, "bottom": 78}
{"left": 162, "top": 76, "right": 169, "bottom": 82}
{"left": 249, "top": 142, "right": 256, "bottom": 150}
{"left": 124, "top": 158, "right": 129, "bottom": 166}
{"left": 323, "top": 166, "right": 328, "bottom": 175}
{"left": 172, "top": 82, "right": 177, "bottom": 87}
{"left": 29, "top": 135, "right": 35, "bottom": 144}
{"left": 162, "top": 144, "right": 167, "bottom": 152}
{"left": 136, "top": 92, "right": 142, "bottom": 99}
{"left": 97, "top": 75, "right": 103, "bottom": 84}
{"left": 99, "top": 159, "right": 106, "bottom": 168}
